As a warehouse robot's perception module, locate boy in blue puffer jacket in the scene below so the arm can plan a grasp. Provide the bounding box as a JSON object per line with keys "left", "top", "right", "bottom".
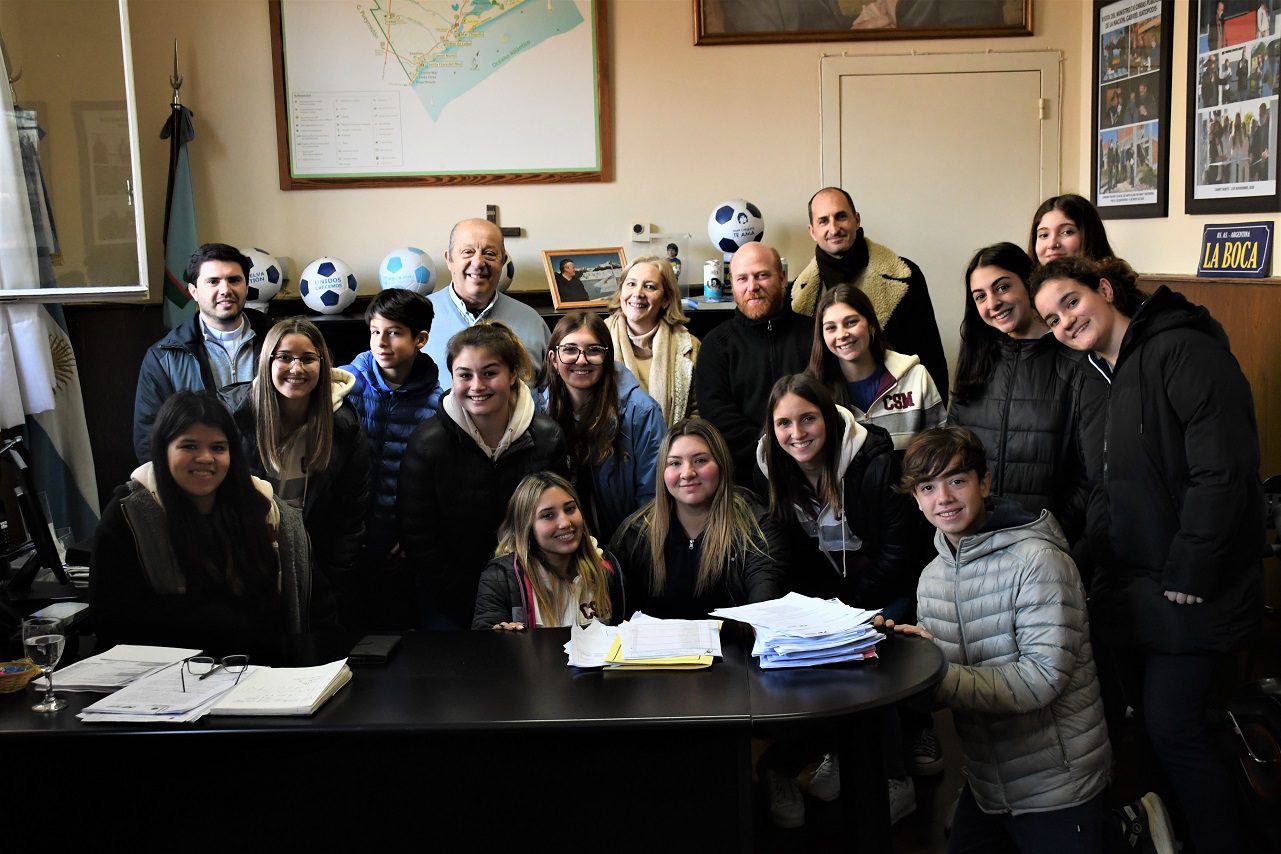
{"left": 339, "top": 288, "right": 443, "bottom": 628}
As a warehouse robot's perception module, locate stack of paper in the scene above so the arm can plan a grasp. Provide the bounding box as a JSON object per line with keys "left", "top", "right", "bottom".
{"left": 55, "top": 645, "right": 201, "bottom": 692}
{"left": 79, "top": 660, "right": 255, "bottom": 724}
{"left": 208, "top": 660, "right": 351, "bottom": 716}
{"left": 564, "top": 614, "right": 723, "bottom": 669}
{"left": 710, "top": 592, "right": 884, "bottom": 669}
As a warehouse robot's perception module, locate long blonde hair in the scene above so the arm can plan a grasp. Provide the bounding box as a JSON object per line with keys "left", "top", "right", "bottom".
{"left": 607, "top": 255, "right": 689, "bottom": 326}
{"left": 495, "top": 472, "right": 613, "bottom": 624}
{"left": 646, "top": 419, "right": 766, "bottom": 595}
{"left": 252, "top": 317, "right": 334, "bottom": 474}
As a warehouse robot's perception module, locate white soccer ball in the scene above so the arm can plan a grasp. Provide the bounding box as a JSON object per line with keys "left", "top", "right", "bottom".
{"left": 299, "top": 256, "right": 358, "bottom": 315}
{"left": 708, "top": 199, "right": 765, "bottom": 260}
{"left": 241, "top": 247, "right": 284, "bottom": 304}
{"left": 379, "top": 246, "right": 436, "bottom": 295}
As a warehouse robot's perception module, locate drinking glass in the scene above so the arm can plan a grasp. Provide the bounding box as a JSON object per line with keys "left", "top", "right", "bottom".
{"left": 22, "top": 616, "right": 67, "bottom": 712}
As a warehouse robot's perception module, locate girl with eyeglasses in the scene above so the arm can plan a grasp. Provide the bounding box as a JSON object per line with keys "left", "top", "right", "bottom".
{"left": 92, "top": 391, "right": 328, "bottom": 651}
{"left": 538, "top": 311, "right": 665, "bottom": 543}
{"left": 608, "top": 418, "right": 785, "bottom": 620}
{"left": 399, "top": 322, "right": 569, "bottom": 630}
{"left": 234, "top": 318, "right": 368, "bottom": 628}
{"left": 473, "top": 472, "right": 625, "bottom": 630}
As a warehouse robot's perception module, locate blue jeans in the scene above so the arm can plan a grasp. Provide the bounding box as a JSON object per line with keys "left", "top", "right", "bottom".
{"left": 948, "top": 786, "right": 1106, "bottom": 854}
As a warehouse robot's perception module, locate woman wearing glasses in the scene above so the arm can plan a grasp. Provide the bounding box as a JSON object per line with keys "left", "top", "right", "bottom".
{"left": 603, "top": 256, "right": 700, "bottom": 426}
{"left": 234, "top": 318, "right": 368, "bottom": 627}
{"left": 92, "top": 391, "right": 327, "bottom": 651}
{"left": 539, "top": 311, "right": 665, "bottom": 543}
{"left": 608, "top": 418, "right": 786, "bottom": 620}
{"left": 399, "top": 322, "right": 569, "bottom": 630}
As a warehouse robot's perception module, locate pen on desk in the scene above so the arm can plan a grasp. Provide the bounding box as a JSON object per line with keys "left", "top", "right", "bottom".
{"left": 198, "top": 663, "right": 226, "bottom": 680}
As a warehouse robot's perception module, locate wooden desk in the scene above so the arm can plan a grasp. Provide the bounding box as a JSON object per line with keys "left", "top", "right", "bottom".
{"left": 2, "top": 628, "right": 943, "bottom": 850}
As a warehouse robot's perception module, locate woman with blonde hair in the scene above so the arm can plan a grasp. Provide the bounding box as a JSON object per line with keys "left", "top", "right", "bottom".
{"left": 234, "top": 317, "right": 368, "bottom": 625}
{"left": 608, "top": 418, "right": 785, "bottom": 619}
{"left": 473, "top": 472, "right": 625, "bottom": 630}
{"left": 604, "top": 255, "right": 700, "bottom": 425}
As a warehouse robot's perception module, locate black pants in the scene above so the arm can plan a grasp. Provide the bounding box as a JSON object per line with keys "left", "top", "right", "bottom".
{"left": 948, "top": 786, "right": 1106, "bottom": 854}
{"left": 1116, "top": 652, "right": 1241, "bottom": 854}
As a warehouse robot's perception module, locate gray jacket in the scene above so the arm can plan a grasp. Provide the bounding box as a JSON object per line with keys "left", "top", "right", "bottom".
{"left": 916, "top": 501, "right": 1110, "bottom": 814}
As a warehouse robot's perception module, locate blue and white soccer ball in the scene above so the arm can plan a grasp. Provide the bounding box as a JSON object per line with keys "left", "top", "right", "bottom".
{"left": 708, "top": 199, "right": 765, "bottom": 260}
{"left": 379, "top": 246, "right": 436, "bottom": 295}
{"left": 299, "top": 256, "right": 358, "bottom": 315}
{"left": 241, "top": 247, "right": 284, "bottom": 304}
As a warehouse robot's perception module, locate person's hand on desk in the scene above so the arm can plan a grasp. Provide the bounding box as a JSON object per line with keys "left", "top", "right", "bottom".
{"left": 872, "top": 615, "right": 934, "bottom": 641}
{"left": 492, "top": 622, "right": 526, "bottom": 631}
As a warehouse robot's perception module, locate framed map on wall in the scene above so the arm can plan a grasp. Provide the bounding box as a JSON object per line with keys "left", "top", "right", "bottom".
{"left": 269, "top": 0, "right": 611, "bottom": 189}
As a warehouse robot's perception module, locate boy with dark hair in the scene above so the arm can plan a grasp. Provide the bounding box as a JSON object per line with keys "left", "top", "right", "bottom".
{"left": 886, "top": 427, "right": 1173, "bottom": 854}
{"left": 339, "top": 288, "right": 443, "bottom": 628}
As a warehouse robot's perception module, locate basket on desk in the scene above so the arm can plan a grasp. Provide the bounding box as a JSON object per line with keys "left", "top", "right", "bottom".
{"left": 0, "top": 659, "right": 42, "bottom": 693}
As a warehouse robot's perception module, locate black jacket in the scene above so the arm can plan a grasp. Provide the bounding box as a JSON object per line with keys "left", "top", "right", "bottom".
{"left": 472, "top": 550, "right": 627, "bottom": 629}
{"left": 233, "top": 397, "right": 369, "bottom": 627}
{"left": 608, "top": 488, "right": 788, "bottom": 620}
{"left": 694, "top": 309, "right": 811, "bottom": 484}
{"left": 948, "top": 334, "right": 1093, "bottom": 544}
{"left": 398, "top": 401, "right": 569, "bottom": 629}
{"left": 763, "top": 422, "right": 932, "bottom": 612}
{"left": 133, "top": 307, "right": 273, "bottom": 462}
{"left": 1080, "top": 286, "right": 1263, "bottom": 654}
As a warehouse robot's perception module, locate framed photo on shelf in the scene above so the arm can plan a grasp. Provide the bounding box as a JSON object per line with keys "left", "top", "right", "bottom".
{"left": 543, "top": 247, "right": 627, "bottom": 310}
{"left": 1092, "top": 0, "right": 1174, "bottom": 219}
{"left": 1186, "top": 0, "right": 1280, "bottom": 214}
{"left": 693, "top": 0, "right": 1031, "bottom": 45}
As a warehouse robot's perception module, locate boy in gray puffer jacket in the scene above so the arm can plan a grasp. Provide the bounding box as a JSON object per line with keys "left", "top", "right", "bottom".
{"left": 884, "top": 427, "right": 1173, "bottom": 854}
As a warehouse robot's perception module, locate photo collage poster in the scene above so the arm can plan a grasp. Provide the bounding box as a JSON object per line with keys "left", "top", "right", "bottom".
{"left": 1098, "top": 0, "right": 1165, "bottom": 208}
{"left": 1193, "top": 0, "right": 1278, "bottom": 201}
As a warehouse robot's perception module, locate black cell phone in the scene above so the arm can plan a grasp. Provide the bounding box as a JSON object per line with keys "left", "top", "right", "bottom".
{"left": 348, "top": 634, "right": 402, "bottom": 663}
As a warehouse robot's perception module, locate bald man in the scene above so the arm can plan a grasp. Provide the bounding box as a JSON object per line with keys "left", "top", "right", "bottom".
{"left": 695, "top": 242, "right": 811, "bottom": 484}
{"left": 791, "top": 187, "right": 947, "bottom": 401}
{"left": 422, "top": 218, "right": 550, "bottom": 370}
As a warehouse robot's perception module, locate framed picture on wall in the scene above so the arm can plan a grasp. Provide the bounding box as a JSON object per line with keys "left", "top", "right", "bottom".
{"left": 693, "top": 0, "right": 1032, "bottom": 45}
{"left": 1092, "top": 0, "right": 1174, "bottom": 219}
{"left": 543, "top": 248, "right": 627, "bottom": 309}
{"left": 1186, "top": 0, "right": 1280, "bottom": 214}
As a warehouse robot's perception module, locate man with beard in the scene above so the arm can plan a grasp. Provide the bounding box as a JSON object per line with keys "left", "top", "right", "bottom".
{"left": 790, "top": 187, "right": 948, "bottom": 400}
{"left": 422, "top": 218, "right": 550, "bottom": 369}
{"left": 133, "top": 243, "right": 272, "bottom": 462}
{"left": 695, "top": 242, "right": 811, "bottom": 484}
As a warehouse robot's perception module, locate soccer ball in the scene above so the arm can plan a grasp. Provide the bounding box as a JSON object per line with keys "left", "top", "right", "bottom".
{"left": 379, "top": 247, "right": 436, "bottom": 295}
{"left": 241, "top": 247, "right": 284, "bottom": 304}
{"left": 498, "top": 257, "right": 515, "bottom": 293}
{"left": 708, "top": 199, "right": 765, "bottom": 259}
{"left": 299, "top": 257, "right": 358, "bottom": 315}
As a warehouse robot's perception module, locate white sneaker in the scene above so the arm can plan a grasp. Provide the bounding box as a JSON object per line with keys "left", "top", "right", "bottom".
{"left": 807, "top": 753, "right": 840, "bottom": 802}
{"left": 888, "top": 777, "right": 917, "bottom": 825}
{"left": 762, "top": 767, "right": 804, "bottom": 829}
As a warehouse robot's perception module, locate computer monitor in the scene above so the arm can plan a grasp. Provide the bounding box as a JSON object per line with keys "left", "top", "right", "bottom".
{"left": 1, "top": 437, "right": 72, "bottom": 592}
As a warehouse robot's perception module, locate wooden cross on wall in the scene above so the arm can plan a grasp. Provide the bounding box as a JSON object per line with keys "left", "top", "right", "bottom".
{"left": 486, "top": 204, "right": 521, "bottom": 238}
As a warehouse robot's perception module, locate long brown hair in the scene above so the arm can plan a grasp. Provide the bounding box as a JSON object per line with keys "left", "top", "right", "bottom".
{"left": 494, "top": 472, "right": 613, "bottom": 624}
{"left": 252, "top": 317, "right": 334, "bottom": 474}
{"left": 806, "top": 284, "right": 887, "bottom": 407}
{"left": 539, "top": 311, "right": 623, "bottom": 466}
{"left": 762, "top": 374, "right": 846, "bottom": 517}
{"left": 644, "top": 419, "right": 766, "bottom": 595}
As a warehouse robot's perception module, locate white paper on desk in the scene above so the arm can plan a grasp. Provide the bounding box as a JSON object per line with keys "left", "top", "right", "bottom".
{"left": 54, "top": 645, "right": 202, "bottom": 692}
{"left": 711, "top": 592, "right": 879, "bottom": 637}
{"left": 81, "top": 661, "right": 256, "bottom": 717}
{"left": 565, "top": 620, "right": 619, "bottom": 668}
{"left": 620, "top": 614, "right": 720, "bottom": 659}
{"left": 208, "top": 659, "right": 350, "bottom": 716}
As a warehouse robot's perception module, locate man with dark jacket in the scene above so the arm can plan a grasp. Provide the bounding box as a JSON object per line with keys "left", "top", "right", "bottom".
{"left": 790, "top": 188, "right": 948, "bottom": 401}
{"left": 133, "top": 243, "right": 272, "bottom": 461}
{"left": 695, "top": 242, "right": 810, "bottom": 484}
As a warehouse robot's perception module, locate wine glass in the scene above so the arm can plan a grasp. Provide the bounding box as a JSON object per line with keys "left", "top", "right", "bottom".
{"left": 22, "top": 617, "right": 68, "bottom": 713}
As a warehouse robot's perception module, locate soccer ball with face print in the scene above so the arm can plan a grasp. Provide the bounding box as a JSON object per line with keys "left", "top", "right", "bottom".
{"left": 708, "top": 198, "right": 765, "bottom": 260}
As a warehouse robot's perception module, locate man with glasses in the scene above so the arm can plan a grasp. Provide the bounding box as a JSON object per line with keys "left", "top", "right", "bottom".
{"left": 422, "top": 218, "right": 550, "bottom": 370}
{"left": 133, "top": 243, "right": 273, "bottom": 462}
{"left": 695, "top": 242, "right": 811, "bottom": 484}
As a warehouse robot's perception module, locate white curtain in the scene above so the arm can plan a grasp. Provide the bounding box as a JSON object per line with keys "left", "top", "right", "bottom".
{"left": 0, "top": 48, "right": 55, "bottom": 428}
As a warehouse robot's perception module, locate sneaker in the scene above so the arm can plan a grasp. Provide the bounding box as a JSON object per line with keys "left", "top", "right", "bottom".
{"left": 888, "top": 776, "right": 917, "bottom": 824}
{"left": 1116, "top": 791, "right": 1176, "bottom": 854}
{"left": 910, "top": 727, "right": 945, "bottom": 776}
{"left": 762, "top": 767, "right": 804, "bottom": 829}
{"left": 807, "top": 753, "right": 840, "bottom": 802}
